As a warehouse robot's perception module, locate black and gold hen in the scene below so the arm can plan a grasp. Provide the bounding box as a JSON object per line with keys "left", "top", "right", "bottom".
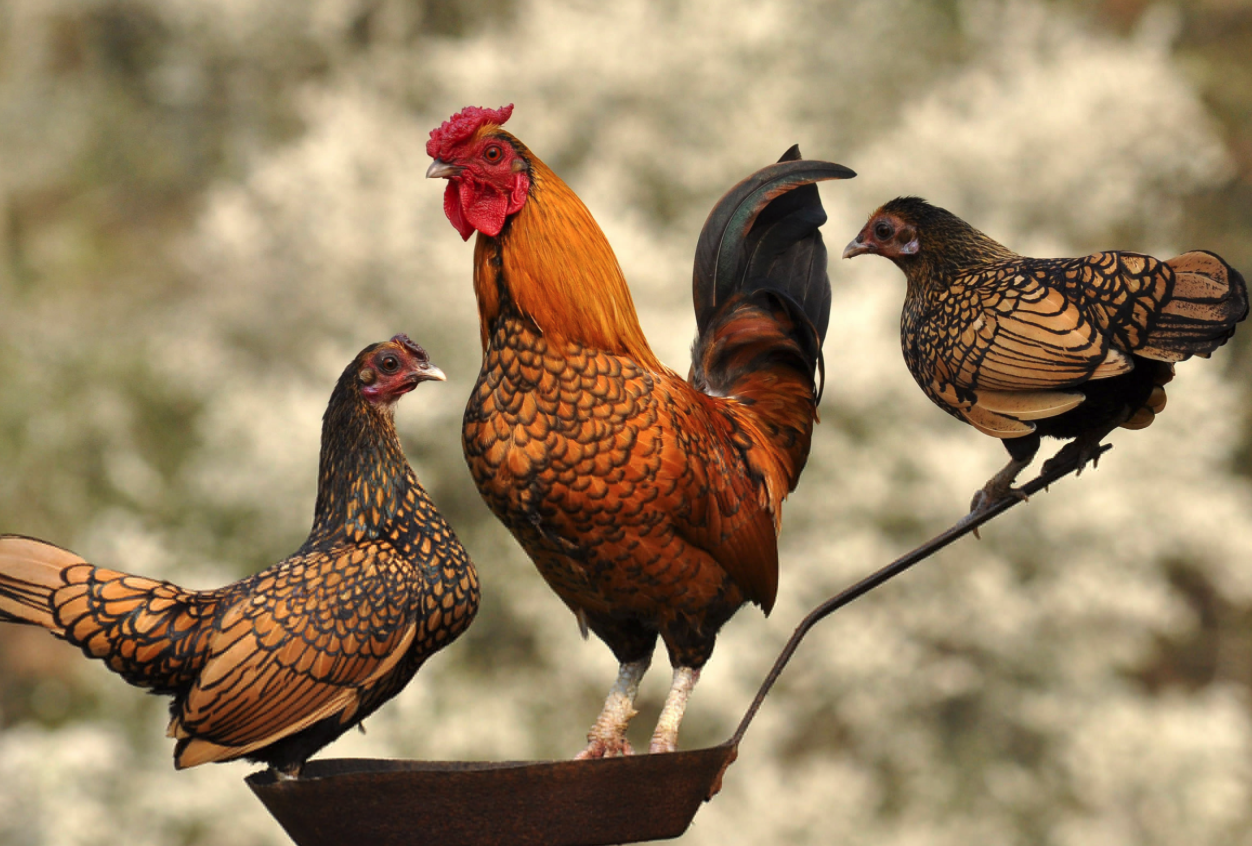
{"left": 844, "top": 197, "right": 1248, "bottom": 517}
{"left": 0, "top": 335, "right": 478, "bottom": 776}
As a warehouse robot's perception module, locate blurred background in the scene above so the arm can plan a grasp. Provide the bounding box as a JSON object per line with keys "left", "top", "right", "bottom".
{"left": 2, "top": 0, "right": 1252, "bottom": 843}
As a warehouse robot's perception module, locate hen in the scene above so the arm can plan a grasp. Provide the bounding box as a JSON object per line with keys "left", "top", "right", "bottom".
{"left": 426, "top": 104, "right": 854, "bottom": 756}
{"left": 0, "top": 335, "right": 478, "bottom": 776}
{"left": 844, "top": 196, "right": 1248, "bottom": 517}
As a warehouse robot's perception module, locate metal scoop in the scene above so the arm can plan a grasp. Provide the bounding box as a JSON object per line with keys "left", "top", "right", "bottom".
{"left": 248, "top": 450, "right": 1103, "bottom": 846}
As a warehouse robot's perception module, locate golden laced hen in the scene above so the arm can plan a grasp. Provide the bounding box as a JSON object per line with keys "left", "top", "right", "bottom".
{"left": 844, "top": 197, "right": 1248, "bottom": 519}
{"left": 427, "top": 104, "right": 854, "bottom": 757}
{"left": 0, "top": 336, "right": 478, "bottom": 776}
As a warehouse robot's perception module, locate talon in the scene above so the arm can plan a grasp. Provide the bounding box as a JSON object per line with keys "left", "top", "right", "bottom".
{"left": 959, "top": 452, "right": 1033, "bottom": 539}
{"left": 968, "top": 489, "right": 988, "bottom": 515}
{"left": 965, "top": 481, "right": 1027, "bottom": 519}
{"left": 575, "top": 736, "right": 634, "bottom": 760}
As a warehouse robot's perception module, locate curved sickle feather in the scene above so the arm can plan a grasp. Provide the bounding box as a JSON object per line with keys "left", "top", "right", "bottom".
{"left": 693, "top": 149, "right": 855, "bottom": 340}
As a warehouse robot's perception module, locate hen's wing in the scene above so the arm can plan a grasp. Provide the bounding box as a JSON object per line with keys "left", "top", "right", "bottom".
{"left": 171, "top": 543, "right": 417, "bottom": 767}
{"left": 909, "top": 253, "right": 1169, "bottom": 435}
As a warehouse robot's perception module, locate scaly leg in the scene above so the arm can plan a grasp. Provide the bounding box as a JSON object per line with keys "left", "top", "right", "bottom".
{"left": 576, "top": 658, "right": 650, "bottom": 759}
{"left": 966, "top": 456, "right": 1032, "bottom": 515}
{"left": 960, "top": 432, "right": 1040, "bottom": 538}
{"left": 649, "top": 666, "right": 701, "bottom": 754}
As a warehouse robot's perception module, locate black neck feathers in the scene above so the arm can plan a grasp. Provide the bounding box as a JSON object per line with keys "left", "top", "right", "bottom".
{"left": 310, "top": 359, "right": 415, "bottom": 543}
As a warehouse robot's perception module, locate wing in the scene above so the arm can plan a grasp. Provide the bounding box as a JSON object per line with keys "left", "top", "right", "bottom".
{"left": 659, "top": 385, "right": 783, "bottom": 614}
{"left": 908, "top": 254, "right": 1168, "bottom": 436}
{"left": 171, "top": 544, "right": 417, "bottom": 767}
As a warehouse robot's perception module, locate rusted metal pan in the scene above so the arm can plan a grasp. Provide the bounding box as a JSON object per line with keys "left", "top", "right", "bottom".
{"left": 248, "top": 744, "right": 737, "bottom": 846}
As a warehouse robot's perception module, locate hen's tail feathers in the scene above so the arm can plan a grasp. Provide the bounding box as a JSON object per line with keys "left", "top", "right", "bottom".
{"left": 1137, "top": 251, "right": 1248, "bottom": 362}
{"left": 0, "top": 534, "right": 210, "bottom": 694}
{"left": 690, "top": 148, "right": 854, "bottom": 490}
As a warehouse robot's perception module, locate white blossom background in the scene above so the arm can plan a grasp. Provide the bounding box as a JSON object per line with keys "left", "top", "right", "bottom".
{"left": 2, "top": 0, "right": 1252, "bottom": 844}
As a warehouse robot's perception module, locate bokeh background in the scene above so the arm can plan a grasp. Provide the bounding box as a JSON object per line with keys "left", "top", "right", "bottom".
{"left": 2, "top": 0, "right": 1252, "bottom": 843}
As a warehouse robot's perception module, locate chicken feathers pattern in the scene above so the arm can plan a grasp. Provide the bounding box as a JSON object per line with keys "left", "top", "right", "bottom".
{"left": 0, "top": 336, "right": 478, "bottom": 775}
{"left": 846, "top": 195, "right": 1247, "bottom": 513}
{"left": 464, "top": 307, "right": 779, "bottom": 667}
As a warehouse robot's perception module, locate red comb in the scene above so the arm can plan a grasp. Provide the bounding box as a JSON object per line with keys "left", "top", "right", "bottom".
{"left": 427, "top": 105, "right": 514, "bottom": 160}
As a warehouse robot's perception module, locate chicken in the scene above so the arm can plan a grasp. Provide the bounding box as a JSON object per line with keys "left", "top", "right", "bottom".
{"left": 426, "top": 104, "right": 854, "bottom": 756}
{"left": 843, "top": 196, "right": 1248, "bottom": 518}
{"left": 0, "top": 335, "right": 478, "bottom": 777}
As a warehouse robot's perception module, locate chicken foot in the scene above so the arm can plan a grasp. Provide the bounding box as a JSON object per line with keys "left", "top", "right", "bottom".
{"left": 1040, "top": 420, "right": 1121, "bottom": 478}
{"left": 959, "top": 456, "right": 1032, "bottom": 540}
{"left": 960, "top": 432, "right": 1041, "bottom": 538}
{"left": 576, "top": 658, "right": 650, "bottom": 759}
{"left": 967, "top": 456, "right": 1033, "bottom": 515}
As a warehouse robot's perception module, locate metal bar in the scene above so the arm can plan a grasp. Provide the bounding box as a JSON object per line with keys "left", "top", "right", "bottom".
{"left": 730, "top": 445, "right": 1111, "bottom": 746}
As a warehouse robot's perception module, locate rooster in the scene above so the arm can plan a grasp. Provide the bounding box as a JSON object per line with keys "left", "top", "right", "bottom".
{"left": 426, "top": 104, "right": 854, "bottom": 756}
{"left": 0, "top": 336, "right": 478, "bottom": 777}
{"left": 844, "top": 196, "right": 1248, "bottom": 518}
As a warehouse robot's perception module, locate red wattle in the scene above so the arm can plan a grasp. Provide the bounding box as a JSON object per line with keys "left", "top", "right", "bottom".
{"left": 443, "top": 173, "right": 531, "bottom": 240}
{"left": 443, "top": 181, "right": 475, "bottom": 241}
{"left": 459, "top": 177, "right": 508, "bottom": 238}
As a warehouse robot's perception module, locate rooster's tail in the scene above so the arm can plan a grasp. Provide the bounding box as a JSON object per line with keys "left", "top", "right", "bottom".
{"left": 689, "top": 148, "right": 854, "bottom": 489}
{"left": 0, "top": 534, "right": 209, "bottom": 694}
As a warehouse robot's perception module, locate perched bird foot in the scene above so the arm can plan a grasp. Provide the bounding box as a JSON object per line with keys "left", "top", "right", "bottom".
{"left": 1041, "top": 435, "right": 1107, "bottom": 478}
{"left": 961, "top": 485, "right": 1026, "bottom": 540}
{"left": 574, "top": 658, "right": 650, "bottom": 760}
{"left": 959, "top": 456, "right": 1033, "bottom": 539}
{"left": 967, "top": 482, "right": 1029, "bottom": 516}
{"left": 575, "top": 734, "right": 635, "bottom": 760}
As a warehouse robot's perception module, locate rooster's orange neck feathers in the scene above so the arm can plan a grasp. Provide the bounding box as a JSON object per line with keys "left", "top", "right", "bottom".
{"left": 471, "top": 150, "right": 661, "bottom": 370}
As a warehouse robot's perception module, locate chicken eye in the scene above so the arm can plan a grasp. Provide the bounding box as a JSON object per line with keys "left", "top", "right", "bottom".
{"left": 874, "top": 221, "right": 894, "bottom": 240}
{"left": 379, "top": 354, "right": 400, "bottom": 374}
{"left": 483, "top": 145, "right": 503, "bottom": 163}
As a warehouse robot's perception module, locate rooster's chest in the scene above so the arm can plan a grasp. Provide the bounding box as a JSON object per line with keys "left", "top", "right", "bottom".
{"left": 461, "top": 333, "right": 658, "bottom": 536}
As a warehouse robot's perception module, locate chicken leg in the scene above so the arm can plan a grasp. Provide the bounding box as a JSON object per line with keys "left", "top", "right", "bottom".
{"left": 960, "top": 431, "right": 1040, "bottom": 535}
{"left": 576, "top": 658, "right": 650, "bottom": 759}
{"left": 649, "top": 666, "right": 701, "bottom": 754}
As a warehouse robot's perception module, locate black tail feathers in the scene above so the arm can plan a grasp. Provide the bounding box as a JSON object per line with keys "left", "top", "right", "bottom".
{"left": 691, "top": 148, "right": 853, "bottom": 406}
{"left": 692, "top": 147, "right": 854, "bottom": 347}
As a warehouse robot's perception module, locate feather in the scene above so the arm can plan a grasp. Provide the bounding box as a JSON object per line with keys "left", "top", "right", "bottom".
{"left": 693, "top": 151, "right": 855, "bottom": 341}
{"left": 974, "top": 390, "right": 1085, "bottom": 420}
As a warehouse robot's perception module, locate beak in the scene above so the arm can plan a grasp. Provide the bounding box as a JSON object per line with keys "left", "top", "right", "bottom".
{"left": 842, "top": 236, "right": 873, "bottom": 259}
{"left": 426, "top": 159, "right": 462, "bottom": 179}
{"left": 415, "top": 362, "right": 447, "bottom": 383}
